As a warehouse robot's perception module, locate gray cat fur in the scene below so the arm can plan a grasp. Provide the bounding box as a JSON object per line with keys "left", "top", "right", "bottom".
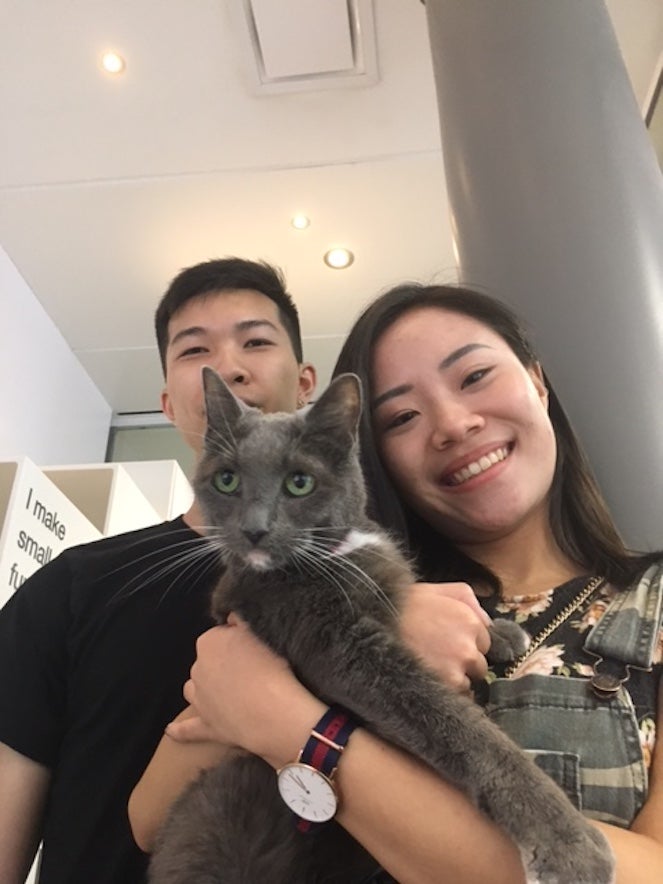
{"left": 149, "top": 369, "right": 615, "bottom": 884}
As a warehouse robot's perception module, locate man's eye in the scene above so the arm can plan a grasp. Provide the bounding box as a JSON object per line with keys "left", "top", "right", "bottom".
{"left": 179, "top": 346, "right": 208, "bottom": 358}
{"left": 244, "top": 338, "right": 274, "bottom": 349}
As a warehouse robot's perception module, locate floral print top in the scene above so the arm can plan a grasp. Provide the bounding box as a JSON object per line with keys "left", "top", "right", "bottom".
{"left": 476, "top": 575, "right": 663, "bottom": 771}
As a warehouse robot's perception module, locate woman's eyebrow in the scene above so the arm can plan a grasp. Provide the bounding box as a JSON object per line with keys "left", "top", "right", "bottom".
{"left": 372, "top": 383, "right": 412, "bottom": 411}
{"left": 371, "top": 343, "right": 492, "bottom": 411}
{"left": 438, "top": 342, "right": 491, "bottom": 370}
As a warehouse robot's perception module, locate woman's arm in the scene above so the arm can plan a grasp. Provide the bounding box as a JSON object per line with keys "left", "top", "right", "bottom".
{"left": 177, "top": 622, "right": 663, "bottom": 884}
{"left": 597, "top": 678, "right": 663, "bottom": 883}
{"left": 128, "top": 584, "right": 492, "bottom": 853}
{"left": 176, "top": 621, "right": 526, "bottom": 884}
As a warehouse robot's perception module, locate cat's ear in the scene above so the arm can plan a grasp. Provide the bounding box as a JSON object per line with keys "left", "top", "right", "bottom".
{"left": 304, "top": 373, "right": 362, "bottom": 443}
{"left": 201, "top": 366, "right": 245, "bottom": 432}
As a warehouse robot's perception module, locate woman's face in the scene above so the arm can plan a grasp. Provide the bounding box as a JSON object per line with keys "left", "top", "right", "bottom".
{"left": 370, "top": 307, "right": 557, "bottom": 546}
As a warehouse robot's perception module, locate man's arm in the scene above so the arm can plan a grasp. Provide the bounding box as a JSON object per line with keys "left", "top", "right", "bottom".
{"left": 128, "top": 707, "right": 231, "bottom": 852}
{"left": 0, "top": 742, "right": 50, "bottom": 884}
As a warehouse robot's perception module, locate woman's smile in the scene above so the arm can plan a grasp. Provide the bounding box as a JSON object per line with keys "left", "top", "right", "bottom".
{"left": 440, "top": 443, "right": 513, "bottom": 488}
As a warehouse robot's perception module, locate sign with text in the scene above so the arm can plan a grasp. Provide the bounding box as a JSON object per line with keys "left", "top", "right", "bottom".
{"left": 0, "top": 458, "right": 101, "bottom": 609}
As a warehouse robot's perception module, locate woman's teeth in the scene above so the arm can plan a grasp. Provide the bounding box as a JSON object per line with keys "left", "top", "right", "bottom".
{"left": 446, "top": 446, "right": 510, "bottom": 486}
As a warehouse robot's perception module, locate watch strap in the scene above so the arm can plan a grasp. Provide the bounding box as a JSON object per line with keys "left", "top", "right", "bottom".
{"left": 295, "top": 704, "right": 359, "bottom": 834}
{"left": 300, "top": 705, "right": 358, "bottom": 776}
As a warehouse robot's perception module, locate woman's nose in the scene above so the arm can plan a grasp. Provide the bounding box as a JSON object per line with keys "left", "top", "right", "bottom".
{"left": 429, "top": 400, "right": 484, "bottom": 448}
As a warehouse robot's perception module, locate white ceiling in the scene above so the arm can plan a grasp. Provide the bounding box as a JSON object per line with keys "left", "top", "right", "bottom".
{"left": 1, "top": 0, "right": 661, "bottom": 415}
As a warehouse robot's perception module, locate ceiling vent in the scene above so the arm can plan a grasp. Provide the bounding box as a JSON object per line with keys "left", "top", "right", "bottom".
{"left": 231, "top": 0, "right": 378, "bottom": 94}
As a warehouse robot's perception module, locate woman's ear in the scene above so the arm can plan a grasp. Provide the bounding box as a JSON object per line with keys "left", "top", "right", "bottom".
{"left": 527, "top": 362, "right": 549, "bottom": 407}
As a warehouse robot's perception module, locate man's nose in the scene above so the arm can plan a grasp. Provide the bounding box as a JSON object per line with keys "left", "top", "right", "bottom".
{"left": 213, "top": 350, "right": 250, "bottom": 387}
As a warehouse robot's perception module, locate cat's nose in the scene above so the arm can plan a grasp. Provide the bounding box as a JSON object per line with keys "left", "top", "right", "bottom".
{"left": 243, "top": 528, "right": 268, "bottom": 546}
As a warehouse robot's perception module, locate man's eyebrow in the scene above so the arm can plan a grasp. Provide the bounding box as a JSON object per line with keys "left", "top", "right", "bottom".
{"left": 235, "top": 318, "right": 279, "bottom": 335}
{"left": 168, "top": 326, "right": 206, "bottom": 349}
{"left": 168, "top": 318, "right": 279, "bottom": 350}
{"left": 371, "top": 343, "right": 492, "bottom": 411}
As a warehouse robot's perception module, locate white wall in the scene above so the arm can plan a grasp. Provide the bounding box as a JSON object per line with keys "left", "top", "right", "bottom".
{"left": 0, "top": 246, "right": 111, "bottom": 464}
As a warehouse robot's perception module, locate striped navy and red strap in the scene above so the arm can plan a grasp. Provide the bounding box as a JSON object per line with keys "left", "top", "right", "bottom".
{"left": 296, "top": 705, "right": 359, "bottom": 834}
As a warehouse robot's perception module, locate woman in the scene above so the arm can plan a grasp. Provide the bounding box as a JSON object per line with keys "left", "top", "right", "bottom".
{"left": 130, "top": 284, "right": 663, "bottom": 882}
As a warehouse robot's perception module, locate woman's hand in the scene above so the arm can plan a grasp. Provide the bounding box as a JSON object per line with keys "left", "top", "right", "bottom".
{"left": 166, "top": 615, "right": 325, "bottom": 768}
{"left": 399, "top": 582, "right": 492, "bottom": 692}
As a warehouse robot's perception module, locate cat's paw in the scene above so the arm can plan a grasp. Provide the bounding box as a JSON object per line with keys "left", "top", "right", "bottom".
{"left": 486, "top": 618, "right": 529, "bottom": 663}
{"left": 520, "top": 825, "right": 615, "bottom": 884}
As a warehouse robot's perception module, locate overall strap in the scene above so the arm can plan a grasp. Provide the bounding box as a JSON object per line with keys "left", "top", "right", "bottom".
{"left": 584, "top": 563, "right": 663, "bottom": 697}
{"left": 584, "top": 563, "right": 663, "bottom": 668}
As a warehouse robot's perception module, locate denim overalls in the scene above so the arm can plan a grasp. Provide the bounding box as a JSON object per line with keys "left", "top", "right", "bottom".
{"left": 485, "top": 564, "right": 663, "bottom": 827}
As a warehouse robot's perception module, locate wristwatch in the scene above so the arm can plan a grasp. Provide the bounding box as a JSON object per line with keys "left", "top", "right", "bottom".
{"left": 277, "top": 705, "right": 359, "bottom": 833}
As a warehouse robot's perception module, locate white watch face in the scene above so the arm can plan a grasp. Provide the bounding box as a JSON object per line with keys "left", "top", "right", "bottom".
{"left": 277, "top": 762, "right": 338, "bottom": 822}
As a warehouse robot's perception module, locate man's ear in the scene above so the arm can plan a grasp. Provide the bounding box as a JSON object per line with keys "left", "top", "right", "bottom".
{"left": 528, "top": 362, "right": 548, "bottom": 407}
{"left": 297, "top": 362, "right": 317, "bottom": 405}
{"left": 161, "top": 388, "right": 175, "bottom": 424}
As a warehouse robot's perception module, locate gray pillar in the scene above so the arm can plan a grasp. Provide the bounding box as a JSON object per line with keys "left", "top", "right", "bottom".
{"left": 424, "top": 0, "right": 663, "bottom": 549}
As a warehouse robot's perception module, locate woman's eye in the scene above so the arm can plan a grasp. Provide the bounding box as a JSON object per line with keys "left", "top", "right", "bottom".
{"left": 284, "top": 472, "right": 315, "bottom": 497}
{"left": 387, "top": 411, "right": 417, "bottom": 429}
{"left": 212, "top": 469, "right": 240, "bottom": 494}
{"left": 383, "top": 410, "right": 417, "bottom": 432}
{"left": 461, "top": 367, "right": 491, "bottom": 389}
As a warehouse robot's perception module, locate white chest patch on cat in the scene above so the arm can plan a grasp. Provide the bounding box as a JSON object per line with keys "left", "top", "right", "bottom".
{"left": 330, "top": 529, "right": 383, "bottom": 557}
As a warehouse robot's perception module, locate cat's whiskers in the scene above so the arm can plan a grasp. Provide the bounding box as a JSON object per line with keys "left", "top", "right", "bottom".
{"left": 103, "top": 530, "right": 208, "bottom": 583}
{"left": 328, "top": 556, "right": 399, "bottom": 618}
{"left": 298, "top": 534, "right": 399, "bottom": 618}
{"left": 205, "top": 404, "right": 241, "bottom": 455}
{"left": 290, "top": 545, "right": 358, "bottom": 616}
{"left": 154, "top": 541, "right": 222, "bottom": 608}
{"left": 105, "top": 531, "right": 219, "bottom": 605}
{"left": 203, "top": 430, "right": 236, "bottom": 461}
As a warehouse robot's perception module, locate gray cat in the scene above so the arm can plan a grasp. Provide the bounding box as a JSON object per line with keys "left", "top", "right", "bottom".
{"left": 148, "top": 369, "right": 615, "bottom": 884}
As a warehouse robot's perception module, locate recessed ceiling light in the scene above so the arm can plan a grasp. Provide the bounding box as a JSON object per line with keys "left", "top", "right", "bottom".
{"left": 101, "top": 52, "right": 126, "bottom": 74}
{"left": 324, "top": 248, "right": 354, "bottom": 269}
{"left": 291, "top": 214, "right": 310, "bottom": 230}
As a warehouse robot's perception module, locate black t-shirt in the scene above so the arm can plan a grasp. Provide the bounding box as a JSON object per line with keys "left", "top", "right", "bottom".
{"left": 0, "top": 517, "right": 218, "bottom": 884}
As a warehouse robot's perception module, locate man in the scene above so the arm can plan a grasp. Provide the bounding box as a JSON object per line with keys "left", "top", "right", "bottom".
{"left": 0, "top": 258, "right": 316, "bottom": 884}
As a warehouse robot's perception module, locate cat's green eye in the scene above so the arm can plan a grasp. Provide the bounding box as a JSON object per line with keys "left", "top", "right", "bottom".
{"left": 284, "top": 472, "right": 315, "bottom": 497}
{"left": 212, "top": 469, "right": 240, "bottom": 495}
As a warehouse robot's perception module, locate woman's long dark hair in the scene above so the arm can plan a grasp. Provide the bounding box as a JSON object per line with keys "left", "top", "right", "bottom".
{"left": 333, "top": 283, "right": 659, "bottom": 593}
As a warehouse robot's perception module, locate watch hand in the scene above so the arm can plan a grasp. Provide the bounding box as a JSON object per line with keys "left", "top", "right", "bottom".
{"left": 291, "top": 772, "right": 310, "bottom": 793}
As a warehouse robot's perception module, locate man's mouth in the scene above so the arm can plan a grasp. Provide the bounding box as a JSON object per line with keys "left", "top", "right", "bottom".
{"left": 443, "top": 445, "right": 511, "bottom": 487}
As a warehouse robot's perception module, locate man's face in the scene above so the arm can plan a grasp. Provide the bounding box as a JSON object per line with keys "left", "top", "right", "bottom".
{"left": 161, "top": 289, "right": 315, "bottom": 454}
